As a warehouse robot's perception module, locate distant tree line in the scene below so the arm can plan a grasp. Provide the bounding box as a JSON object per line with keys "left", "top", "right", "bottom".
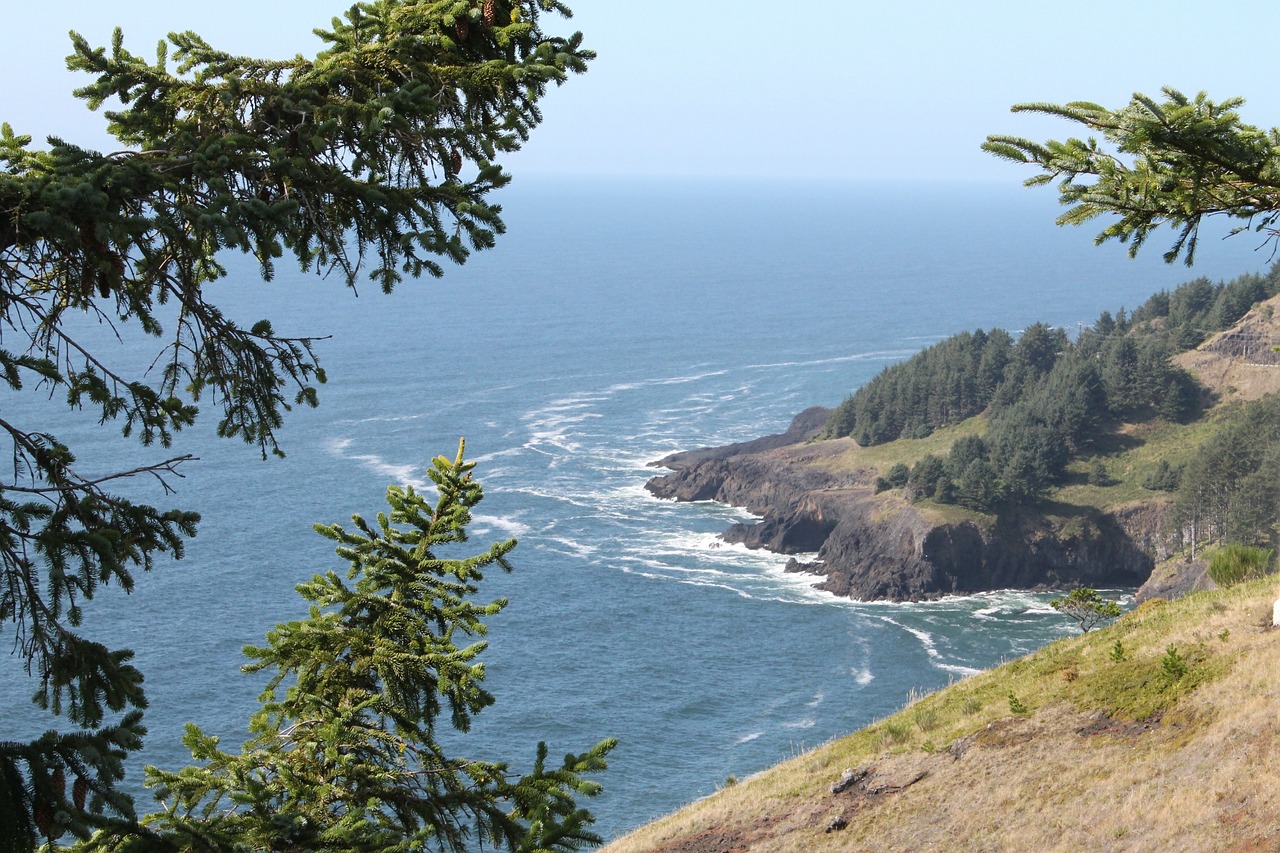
{"left": 852, "top": 265, "right": 1280, "bottom": 511}
{"left": 823, "top": 328, "right": 1018, "bottom": 445}
{"left": 1172, "top": 393, "right": 1280, "bottom": 554}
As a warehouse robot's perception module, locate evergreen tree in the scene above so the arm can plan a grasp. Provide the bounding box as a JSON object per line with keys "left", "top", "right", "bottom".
{"left": 1050, "top": 587, "right": 1122, "bottom": 633}
{"left": 1174, "top": 395, "right": 1280, "bottom": 552}
{"left": 885, "top": 462, "right": 911, "bottom": 489}
{"left": 984, "top": 88, "right": 1280, "bottom": 264}
{"left": 975, "top": 328, "right": 1013, "bottom": 398}
{"left": 990, "top": 323, "right": 1067, "bottom": 411}
{"left": 906, "top": 455, "right": 947, "bottom": 501}
{"left": 1093, "top": 310, "right": 1117, "bottom": 337}
{"left": 1142, "top": 460, "right": 1182, "bottom": 492}
{"left": 1206, "top": 273, "right": 1266, "bottom": 330}
{"left": 81, "top": 443, "right": 614, "bottom": 852}
{"left": 945, "top": 434, "right": 989, "bottom": 480}
{"left": 956, "top": 458, "right": 998, "bottom": 511}
{"left": 0, "top": 2, "right": 593, "bottom": 845}
{"left": 987, "top": 408, "right": 1066, "bottom": 501}
{"left": 1130, "top": 292, "right": 1171, "bottom": 326}
{"left": 824, "top": 328, "right": 1016, "bottom": 444}
{"left": 1167, "top": 277, "right": 1216, "bottom": 337}
{"left": 1100, "top": 336, "right": 1140, "bottom": 412}
{"left": 1032, "top": 357, "right": 1107, "bottom": 453}
{"left": 1226, "top": 464, "right": 1280, "bottom": 548}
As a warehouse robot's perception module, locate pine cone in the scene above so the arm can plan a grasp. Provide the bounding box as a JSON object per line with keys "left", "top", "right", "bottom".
{"left": 455, "top": 18, "right": 470, "bottom": 40}
{"left": 483, "top": 0, "right": 496, "bottom": 25}
{"left": 34, "top": 804, "right": 52, "bottom": 838}
{"left": 450, "top": 148, "right": 463, "bottom": 176}
{"left": 52, "top": 768, "right": 65, "bottom": 799}
{"left": 80, "top": 266, "right": 97, "bottom": 300}
{"left": 73, "top": 776, "right": 89, "bottom": 812}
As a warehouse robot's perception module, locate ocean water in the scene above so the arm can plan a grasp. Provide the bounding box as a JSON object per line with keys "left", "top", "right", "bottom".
{"left": 1, "top": 178, "right": 1269, "bottom": 839}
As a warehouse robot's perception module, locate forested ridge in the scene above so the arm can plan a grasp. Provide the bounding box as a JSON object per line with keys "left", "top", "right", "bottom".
{"left": 821, "top": 265, "right": 1280, "bottom": 554}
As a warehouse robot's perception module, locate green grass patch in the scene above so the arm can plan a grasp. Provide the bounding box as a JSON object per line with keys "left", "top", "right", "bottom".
{"left": 816, "top": 579, "right": 1263, "bottom": 764}
{"left": 1062, "top": 643, "right": 1230, "bottom": 720}
{"left": 818, "top": 416, "right": 987, "bottom": 474}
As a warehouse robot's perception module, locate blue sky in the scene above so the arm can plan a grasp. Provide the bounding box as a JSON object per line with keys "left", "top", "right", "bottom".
{"left": 4, "top": 1, "right": 1279, "bottom": 182}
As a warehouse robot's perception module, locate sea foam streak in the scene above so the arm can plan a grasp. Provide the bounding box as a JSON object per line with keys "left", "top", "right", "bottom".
{"left": 325, "top": 438, "right": 431, "bottom": 490}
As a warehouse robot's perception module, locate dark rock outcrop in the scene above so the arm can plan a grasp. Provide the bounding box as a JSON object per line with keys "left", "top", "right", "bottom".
{"left": 1136, "top": 557, "right": 1215, "bottom": 602}
{"left": 647, "top": 411, "right": 1166, "bottom": 601}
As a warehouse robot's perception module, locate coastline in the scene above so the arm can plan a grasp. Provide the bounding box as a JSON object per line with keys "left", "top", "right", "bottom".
{"left": 645, "top": 409, "right": 1160, "bottom": 602}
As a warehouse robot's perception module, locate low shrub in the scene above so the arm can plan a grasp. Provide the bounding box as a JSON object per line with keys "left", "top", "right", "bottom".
{"left": 1208, "top": 543, "right": 1274, "bottom": 588}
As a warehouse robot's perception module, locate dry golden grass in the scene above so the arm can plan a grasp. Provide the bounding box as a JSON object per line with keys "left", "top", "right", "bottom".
{"left": 603, "top": 579, "right": 1280, "bottom": 853}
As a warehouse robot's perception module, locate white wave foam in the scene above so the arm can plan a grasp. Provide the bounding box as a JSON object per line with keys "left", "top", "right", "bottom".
{"left": 783, "top": 718, "right": 816, "bottom": 730}
{"left": 613, "top": 557, "right": 740, "bottom": 582}
{"left": 806, "top": 691, "right": 825, "bottom": 708}
{"left": 540, "top": 536, "right": 599, "bottom": 559}
{"left": 937, "top": 662, "right": 982, "bottom": 677}
{"left": 332, "top": 411, "right": 431, "bottom": 426}
{"left": 505, "top": 485, "right": 600, "bottom": 511}
{"left": 605, "top": 449, "right": 685, "bottom": 471}
{"left": 601, "top": 373, "right": 721, "bottom": 393}
{"left": 631, "top": 573, "right": 757, "bottom": 599}
{"left": 325, "top": 438, "right": 430, "bottom": 489}
{"left": 891, "top": 619, "right": 939, "bottom": 658}
{"left": 846, "top": 588, "right": 1065, "bottom": 610}
{"left": 851, "top": 665, "right": 875, "bottom": 686}
{"left": 524, "top": 430, "right": 583, "bottom": 454}
{"left": 740, "top": 349, "right": 920, "bottom": 371}
{"left": 644, "top": 369, "right": 730, "bottom": 387}
{"left": 471, "top": 447, "right": 524, "bottom": 465}
{"left": 735, "top": 731, "right": 763, "bottom": 745}
{"left": 879, "top": 616, "right": 983, "bottom": 677}
{"left": 471, "top": 513, "right": 530, "bottom": 539}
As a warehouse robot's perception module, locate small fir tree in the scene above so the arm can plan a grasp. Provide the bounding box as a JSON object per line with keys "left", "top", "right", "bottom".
{"left": 87, "top": 442, "right": 614, "bottom": 852}
{"left": 1050, "top": 587, "right": 1123, "bottom": 633}
{"left": 1160, "top": 645, "right": 1188, "bottom": 682}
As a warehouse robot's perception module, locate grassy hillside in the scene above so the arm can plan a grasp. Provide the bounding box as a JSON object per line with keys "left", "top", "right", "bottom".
{"left": 604, "top": 578, "right": 1280, "bottom": 852}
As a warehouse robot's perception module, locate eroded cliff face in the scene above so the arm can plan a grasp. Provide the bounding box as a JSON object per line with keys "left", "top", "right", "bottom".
{"left": 646, "top": 410, "right": 1166, "bottom": 602}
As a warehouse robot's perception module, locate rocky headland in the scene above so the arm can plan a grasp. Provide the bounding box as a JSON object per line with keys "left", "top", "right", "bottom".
{"left": 646, "top": 293, "right": 1280, "bottom": 603}
{"left": 646, "top": 407, "right": 1170, "bottom": 601}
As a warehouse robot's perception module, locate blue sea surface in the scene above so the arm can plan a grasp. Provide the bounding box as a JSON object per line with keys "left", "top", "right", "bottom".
{"left": 1, "top": 179, "right": 1269, "bottom": 839}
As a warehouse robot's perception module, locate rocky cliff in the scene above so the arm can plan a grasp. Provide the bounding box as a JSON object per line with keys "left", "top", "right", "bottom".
{"left": 646, "top": 409, "right": 1164, "bottom": 601}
